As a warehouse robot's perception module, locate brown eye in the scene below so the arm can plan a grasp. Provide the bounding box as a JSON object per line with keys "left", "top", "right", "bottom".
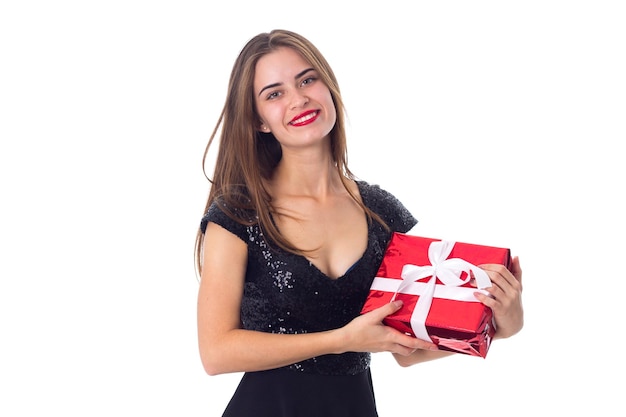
{"left": 266, "top": 91, "right": 280, "bottom": 100}
{"left": 301, "top": 77, "right": 316, "bottom": 86}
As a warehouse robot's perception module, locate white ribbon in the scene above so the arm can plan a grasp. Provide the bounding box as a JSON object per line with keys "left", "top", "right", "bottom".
{"left": 373, "top": 240, "right": 491, "bottom": 342}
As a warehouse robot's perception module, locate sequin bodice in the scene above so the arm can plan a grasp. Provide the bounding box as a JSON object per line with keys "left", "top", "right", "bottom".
{"left": 200, "top": 181, "right": 417, "bottom": 375}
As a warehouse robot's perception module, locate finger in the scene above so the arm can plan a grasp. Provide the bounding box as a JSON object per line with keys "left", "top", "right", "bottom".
{"left": 481, "top": 264, "right": 515, "bottom": 290}
{"left": 492, "top": 265, "right": 522, "bottom": 296}
{"left": 367, "top": 299, "right": 404, "bottom": 322}
{"left": 374, "top": 304, "right": 439, "bottom": 351}
{"left": 478, "top": 285, "right": 502, "bottom": 304}
{"left": 474, "top": 289, "right": 495, "bottom": 305}
{"left": 394, "top": 341, "right": 438, "bottom": 354}
{"left": 392, "top": 345, "right": 418, "bottom": 356}
{"left": 510, "top": 256, "right": 523, "bottom": 285}
{"left": 477, "top": 279, "right": 517, "bottom": 309}
{"left": 394, "top": 331, "right": 439, "bottom": 351}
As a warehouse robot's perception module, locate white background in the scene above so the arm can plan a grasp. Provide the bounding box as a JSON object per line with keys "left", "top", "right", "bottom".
{"left": 1, "top": 1, "right": 624, "bottom": 415}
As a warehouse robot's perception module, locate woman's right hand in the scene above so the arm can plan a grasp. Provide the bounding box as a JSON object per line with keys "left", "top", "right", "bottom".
{"left": 338, "top": 300, "right": 438, "bottom": 356}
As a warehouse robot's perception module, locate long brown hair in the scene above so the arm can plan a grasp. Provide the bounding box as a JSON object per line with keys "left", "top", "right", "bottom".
{"left": 194, "top": 29, "right": 387, "bottom": 276}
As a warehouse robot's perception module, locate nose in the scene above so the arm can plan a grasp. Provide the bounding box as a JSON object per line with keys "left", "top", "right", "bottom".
{"left": 290, "top": 90, "right": 309, "bottom": 109}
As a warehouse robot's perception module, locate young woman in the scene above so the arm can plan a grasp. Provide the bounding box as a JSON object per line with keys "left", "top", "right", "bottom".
{"left": 194, "top": 29, "right": 523, "bottom": 417}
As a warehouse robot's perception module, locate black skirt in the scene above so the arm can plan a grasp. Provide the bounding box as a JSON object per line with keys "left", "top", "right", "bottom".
{"left": 221, "top": 367, "right": 378, "bottom": 417}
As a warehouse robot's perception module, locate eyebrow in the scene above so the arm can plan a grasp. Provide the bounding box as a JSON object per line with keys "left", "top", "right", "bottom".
{"left": 257, "top": 67, "right": 316, "bottom": 97}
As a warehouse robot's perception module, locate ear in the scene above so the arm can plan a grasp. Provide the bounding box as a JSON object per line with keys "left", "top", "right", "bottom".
{"left": 258, "top": 123, "right": 270, "bottom": 133}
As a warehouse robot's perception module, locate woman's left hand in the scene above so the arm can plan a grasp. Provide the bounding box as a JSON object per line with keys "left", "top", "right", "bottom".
{"left": 474, "top": 256, "right": 524, "bottom": 339}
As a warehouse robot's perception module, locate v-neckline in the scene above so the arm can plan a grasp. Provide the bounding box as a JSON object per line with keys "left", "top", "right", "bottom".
{"left": 272, "top": 181, "right": 371, "bottom": 281}
{"left": 299, "top": 220, "right": 373, "bottom": 281}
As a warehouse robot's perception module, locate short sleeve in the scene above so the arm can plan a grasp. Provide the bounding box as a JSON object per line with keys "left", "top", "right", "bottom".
{"left": 357, "top": 181, "right": 417, "bottom": 233}
{"left": 200, "top": 200, "right": 251, "bottom": 242}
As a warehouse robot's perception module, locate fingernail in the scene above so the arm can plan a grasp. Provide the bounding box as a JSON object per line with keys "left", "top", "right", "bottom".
{"left": 392, "top": 300, "right": 403, "bottom": 308}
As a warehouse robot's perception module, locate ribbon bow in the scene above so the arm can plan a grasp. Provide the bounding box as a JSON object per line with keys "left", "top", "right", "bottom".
{"left": 392, "top": 240, "right": 491, "bottom": 342}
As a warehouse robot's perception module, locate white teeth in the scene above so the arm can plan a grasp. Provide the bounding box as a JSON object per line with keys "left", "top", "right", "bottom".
{"left": 291, "top": 111, "right": 317, "bottom": 124}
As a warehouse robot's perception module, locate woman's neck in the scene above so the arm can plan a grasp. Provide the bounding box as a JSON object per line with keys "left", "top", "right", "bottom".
{"left": 269, "top": 150, "right": 345, "bottom": 199}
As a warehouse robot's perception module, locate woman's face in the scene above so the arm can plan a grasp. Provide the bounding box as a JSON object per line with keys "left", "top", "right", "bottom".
{"left": 253, "top": 47, "right": 336, "bottom": 150}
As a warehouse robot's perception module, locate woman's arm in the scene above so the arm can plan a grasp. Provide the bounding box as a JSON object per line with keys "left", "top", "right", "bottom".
{"left": 393, "top": 349, "right": 455, "bottom": 367}
{"left": 197, "top": 222, "right": 437, "bottom": 375}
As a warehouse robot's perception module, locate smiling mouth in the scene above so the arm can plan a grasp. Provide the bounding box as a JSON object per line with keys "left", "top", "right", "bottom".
{"left": 289, "top": 110, "right": 319, "bottom": 126}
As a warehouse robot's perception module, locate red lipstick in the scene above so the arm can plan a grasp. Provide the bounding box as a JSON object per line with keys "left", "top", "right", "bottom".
{"left": 289, "top": 110, "right": 319, "bottom": 126}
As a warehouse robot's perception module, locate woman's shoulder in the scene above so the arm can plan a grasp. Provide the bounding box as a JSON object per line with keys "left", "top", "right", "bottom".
{"left": 200, "top": 198, "right": 257, "bottom": 241}
{"left": 356, "top": 180, "right": 398, "bottom": 203}
{"left": 356, "top": 179, "right": 418, "bottom": 233}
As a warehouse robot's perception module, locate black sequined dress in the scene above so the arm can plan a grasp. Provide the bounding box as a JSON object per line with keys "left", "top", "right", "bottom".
{"left": 200, "top": 181, "right": 417, "bottom": 417}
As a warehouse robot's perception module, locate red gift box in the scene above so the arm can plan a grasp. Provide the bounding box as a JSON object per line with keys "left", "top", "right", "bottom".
{"left": 361, "top": 233, "right": 511, "bottom": 358}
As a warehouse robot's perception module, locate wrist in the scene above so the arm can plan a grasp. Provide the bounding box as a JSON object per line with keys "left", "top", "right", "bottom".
{"left": 327, "top": 327, "right": 348, "bottom": 355}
